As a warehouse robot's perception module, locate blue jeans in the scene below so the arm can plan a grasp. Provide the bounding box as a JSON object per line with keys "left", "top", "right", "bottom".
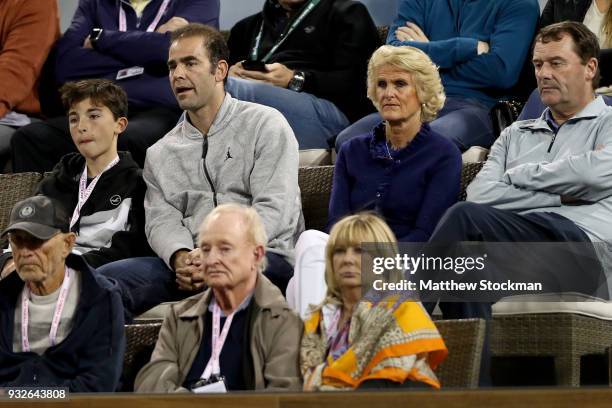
{"left": 97, "top": 253, "right": 294, "bottom": 322}
{"left": 97, "top": 257, "right": 181, "bottom": 322}
{"left": 226, "top": 77, "right": 349, "bottom": 149}
{"left": 335, "top": 97, "right": 494, "bottom": 152}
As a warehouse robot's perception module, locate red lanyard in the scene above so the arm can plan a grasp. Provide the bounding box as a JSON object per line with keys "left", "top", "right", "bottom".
{"left": 21, "top": 268, "right": 73, "bottom": 352}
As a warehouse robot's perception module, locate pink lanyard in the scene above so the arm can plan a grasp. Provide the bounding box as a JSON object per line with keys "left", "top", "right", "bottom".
{"left": 119, "top": 0, "right": 171, "bottom": 32}
{"left": 325, "top": 308, "right": 341, "bottom": 342}
{"left": 200, "top": 299, "right": 235, "bottom": 380}
{"left": 69, "top": 156, "right": 120, "bottom": 230}
{"left": 21, "top": 268, "right": 72, "bottom": 352}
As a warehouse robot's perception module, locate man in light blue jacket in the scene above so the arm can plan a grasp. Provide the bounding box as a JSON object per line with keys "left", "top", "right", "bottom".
{"left": 429, "top": 22, "right": 612, "bottom": 321}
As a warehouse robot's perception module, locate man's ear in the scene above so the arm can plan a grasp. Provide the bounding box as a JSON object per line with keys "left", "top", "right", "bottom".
{"left": 62, "top": 232, "right": 76, "bottom": 257}
{"left": 585, "top": 57, "right": 598, "bottom": 81}
{"left": 253, "top": 244, "right": 265, "bottom": 264}
{"left": 216, "top": 60, "right": 229, "bottom": 83}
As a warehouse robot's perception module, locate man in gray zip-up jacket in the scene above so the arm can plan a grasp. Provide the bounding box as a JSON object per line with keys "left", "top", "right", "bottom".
{"left": 426, "top": 22, "right": 612, "bottom": 322}
{"left": 97, "top": 24, "right": 302, "bottom": 320}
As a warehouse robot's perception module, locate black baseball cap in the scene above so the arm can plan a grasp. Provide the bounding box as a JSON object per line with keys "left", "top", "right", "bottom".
{"left": 1, "top": 196, "right": 70, "bottom": 240}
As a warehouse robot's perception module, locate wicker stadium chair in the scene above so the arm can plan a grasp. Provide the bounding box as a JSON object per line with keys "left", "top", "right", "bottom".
{"left": 0, "top": 172, "right": 42, "bottom": 246}
{"left": 297, "top": 162, "right": 483, "bottom": 232}
{"left": 459, "top": 161, "right": 484, "bottom": 201}
{"left": 298, "top": 165, "right": 334, "bottom": 231}
{"left": 491, "top": 313, "right": 612, "bottom": 387}
{"left": 122, "top": 323, "right": 162, "bottom": 392}
{"left": 435, "top": 318, "right": 486, "bottom": 388}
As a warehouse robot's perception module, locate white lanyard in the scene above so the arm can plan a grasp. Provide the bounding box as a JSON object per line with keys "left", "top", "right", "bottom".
{"left": 21, "top": 268, "right": 73, "bottom": 352}
{"left": 69, "top": 156, "right": 120, "bottom": 230}
{"left": 200, "top": 299, "right": 236, "bottom": 380}
{"left": 118, "top": 0, "right": 171, "bottom": 32}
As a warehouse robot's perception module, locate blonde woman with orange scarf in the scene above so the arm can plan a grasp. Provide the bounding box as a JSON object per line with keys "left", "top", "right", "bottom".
{"left": 300, "top": 213, "right": 447, "bottom": 391}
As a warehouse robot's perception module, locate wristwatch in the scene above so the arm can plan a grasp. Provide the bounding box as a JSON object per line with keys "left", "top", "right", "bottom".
{"left": 89, "top": 28, "right": 104, "bottom": 48}
{"left": 288, "top": 70, "right": 306, "bottom": 92}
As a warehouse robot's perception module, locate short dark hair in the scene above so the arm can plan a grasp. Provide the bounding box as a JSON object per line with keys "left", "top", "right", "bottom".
{"left": 535, "top": 21, "right": 601, "bottom": 89}
{"left": 60, "top": 79, "right": 128, "bottom": 119}
{"left": 170, "top": 23, "right": 229, "bottom": 77}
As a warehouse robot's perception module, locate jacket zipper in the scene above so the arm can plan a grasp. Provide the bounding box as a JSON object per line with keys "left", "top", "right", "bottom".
{"left": 202, "top": 153, "right": 218, "bottom": 207}
{"left": 547, "top": 121, "right": 565, "bottom": 153}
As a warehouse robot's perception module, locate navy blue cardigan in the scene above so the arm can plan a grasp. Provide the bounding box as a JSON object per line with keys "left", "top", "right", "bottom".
{"left": 329, "top": 122, "right": 462, "bottom": 242}
{"left": 0, "top": 254, "right": 125, "bottom": 392}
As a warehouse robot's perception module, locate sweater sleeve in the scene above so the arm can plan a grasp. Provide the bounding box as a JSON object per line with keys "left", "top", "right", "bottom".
{"left": 327, "top": 144, "right": 353, "bottom": 231}
{"left": 227, "top": 17, "right": 254, "bottom": 66}
{"left": 250, "top": 110, "right": 300, "bottom": 243}
{"left": 386, "top": 0, "right": 478, "bottom": 69}
{"left": 0, "top": 0, "right": 59, "bottom": 118}
{"left": 467, "top": 127, "right": 561, "bottom": 211}
{"left": 143, "top": 153, "right": 195, "bottom": 268}
{"left": 93, "top": 0, "right": 220, "bottom": 68}
{"left": 440, "top": 0, "right": 540, "bottom": 89}
{"left": 399, "top": 146, "right": 462, "bottom": 242}
{"left": 54, "top": 0, "right": 127, "bottom": 84}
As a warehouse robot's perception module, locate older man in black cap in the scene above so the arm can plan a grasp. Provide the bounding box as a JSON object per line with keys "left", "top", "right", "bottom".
{"left": 0, "top": 195, "right": 125, "bottom": 392}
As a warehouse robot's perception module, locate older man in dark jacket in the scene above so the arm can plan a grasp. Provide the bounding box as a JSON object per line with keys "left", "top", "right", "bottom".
{"left": 0, "top": 196, "right": 125, "bottom": 392}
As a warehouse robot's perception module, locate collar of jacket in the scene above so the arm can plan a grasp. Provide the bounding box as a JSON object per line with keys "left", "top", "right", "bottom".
{"left": 178, "top": 273, "right": 289, "bottom": 320}
{"left": 369, "top": 121, "right": 429, "bottom": 161}
{"left": 180, "top": 92, "right": 237, "bottom": 141}
{"left": 0, "top": 253, "right": 119, "bottom": 351}
{"left": 56, "top": 151, "right": 139, "bottom": 184}
{"left": 518, "top": 95, "right": 609, "bottom": 132}
{"left": 0, "top": 253, "right": 117, "bottom": 312}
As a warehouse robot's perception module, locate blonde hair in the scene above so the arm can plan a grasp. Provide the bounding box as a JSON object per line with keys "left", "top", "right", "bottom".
{"left": 603, "top": 6, "right": 612, "bottom": 48}
{"left": 198, "top": 204, "right": 268, "bottom": 272}
{"left": 367, "top": 45, "right": 445, "bottom": 123}
{"left": 323, "top": 213, "right": 401, "bottom": 303}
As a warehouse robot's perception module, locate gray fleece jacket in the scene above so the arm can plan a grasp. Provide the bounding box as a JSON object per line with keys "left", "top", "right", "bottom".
{"left": 143, "top": 93, "right": 302, "bottom": 267}
{"left": 467, "top": 96, "right": 612, "bottom": 244}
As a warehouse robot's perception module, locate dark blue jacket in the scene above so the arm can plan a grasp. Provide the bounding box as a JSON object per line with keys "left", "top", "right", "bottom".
{"left": 329, "top": 122, "right": 462, "bottom": 242}
{"left": 0, "top": 254, "right": 125, "bottom": 392}
{"left": 387, "top": 0, "right": 540, "bottom": 107}
{"left": 55, "top": 0, "right": 220, "bottom": 109}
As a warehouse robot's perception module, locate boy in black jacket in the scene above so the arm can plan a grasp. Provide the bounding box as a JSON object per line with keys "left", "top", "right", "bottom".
{"left": 1, "top": 79, "right": 153, "bottom": 279}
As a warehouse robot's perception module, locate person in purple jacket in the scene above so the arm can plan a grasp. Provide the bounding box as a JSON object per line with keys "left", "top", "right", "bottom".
{"left": 11, "top": 0, "right": 220, "bottom": 173}
{"left": 286, "top": 45, "right": 461, "bottom": 317}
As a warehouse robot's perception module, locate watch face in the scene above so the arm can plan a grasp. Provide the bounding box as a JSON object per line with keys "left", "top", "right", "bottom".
{"left": 289, "top": 72, "right": 305, "bottom": 92}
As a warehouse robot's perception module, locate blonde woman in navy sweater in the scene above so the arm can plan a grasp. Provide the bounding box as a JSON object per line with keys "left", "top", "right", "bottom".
{"left": 287, "top": 45, "right": 461, "bottom": 317}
